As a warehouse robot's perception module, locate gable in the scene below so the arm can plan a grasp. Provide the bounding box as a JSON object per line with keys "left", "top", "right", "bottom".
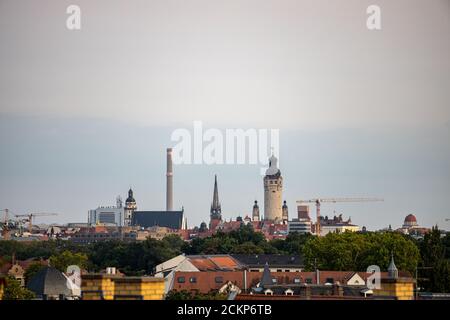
{"left": 347, "top": 272, "right": 365, "bottom": 286}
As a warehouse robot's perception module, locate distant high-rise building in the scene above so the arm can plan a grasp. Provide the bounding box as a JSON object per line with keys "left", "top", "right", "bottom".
{"left": 88, "top": 200, "right": 124, "bottom": 227}
{"left": 297, "top": 205, "right": 311, "bottom": 221}
{"left": 288, "top": 204, "right": 311, "bottom": 234}
{"left": 263, "top": 154, "right": 283, "bottom": 222}
{"left": 210, "top": 175, "right": 222, "bottom": 229}
{"left": 124, "top": 188, "right": 137, "bottom": 226}
{"left": 288, "top": 219, "right": 311, "bottom": 234}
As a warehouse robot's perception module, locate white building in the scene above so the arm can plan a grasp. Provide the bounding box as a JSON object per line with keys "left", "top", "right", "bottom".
{"left": 88, "top": 197, "right": 124, "bottom": 226}
{"left": 319, "top": 214, "right": 359, "bottom": 236}
{"left": 288, "top": 219, "right": 311, "bottom": 234}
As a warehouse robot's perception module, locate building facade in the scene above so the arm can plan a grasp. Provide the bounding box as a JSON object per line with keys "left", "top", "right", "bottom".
{"left": 132, "top": 210, "right": 187, "bottom": 230}
{"left": 263, "top": 155, "right": 283, "bottom": 222}
{"left": 88, "top": 205, "right": 124, "bottom": 227}
{"left": 319, "top": 214, "right": 359, "bottom": 236}
{"left": 288, "top": 219, "right": 312, "bottom": 234}
{"left": 81, "top": 273, "right": 165, "bottom": 300}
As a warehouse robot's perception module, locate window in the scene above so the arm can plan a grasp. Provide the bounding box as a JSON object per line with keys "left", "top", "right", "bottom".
{"left": 271, "top": 278, "right": 277, "bottom": 284}
{"left": 215, "top": 276, "right": 223, "bottom": 283}
{"left": 189, "top": 277, "right": 197, "bottom": 283}
{"left": 305, "top": 278, "right": 312, "bottom": 284}
{"left": 326, "top": 278, "right": 334, "bottom": 284}
{"left": 276, "top": 269, "right": 282, "bottom": 272}
{"left": 293, "top": 278, "right": 301, "bottom": 284}
{"left": 177, "top": 276, "right": 185, "bottom": 283}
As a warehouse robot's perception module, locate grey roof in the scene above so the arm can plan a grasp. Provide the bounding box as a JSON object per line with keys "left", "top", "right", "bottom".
{"left": 231, "top": 254, "right": 304, "bottom": 268}
{"left": 132, "top": 210, "right": 184, "bottom": 229}
{"left": 260, "top": 262, "right": 273, "bottom": 288}
{"left": 388, "top": 255, "right": 398, "bottom": 272}
{"left": 387, "top": 254, "right": 399, "bottom": 279}
{"left": 27, "top": 267, "right": 71, "bottom": 297}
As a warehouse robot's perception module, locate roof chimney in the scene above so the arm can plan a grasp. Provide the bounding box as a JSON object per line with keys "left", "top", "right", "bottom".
{"left": 166, "top": 148, "right": 173, "bottom": 211}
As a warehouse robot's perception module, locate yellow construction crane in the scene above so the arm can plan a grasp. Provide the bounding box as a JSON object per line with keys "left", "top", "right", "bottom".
{"left": 296, "top": 198, "right": 384, "bottom": 236}
{"left": 14, "top": 212, "right": 58, "bottom": 233}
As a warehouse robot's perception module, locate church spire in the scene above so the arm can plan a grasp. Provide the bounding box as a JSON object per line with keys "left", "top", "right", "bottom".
{"left": 212, "top": 175, "right": 220, "bottom": 209}
{"left": 210, "top": 175, "right": 222, "bottom": 220}
{"left": 388, "top": 253, "right": 398, "bottom": 279}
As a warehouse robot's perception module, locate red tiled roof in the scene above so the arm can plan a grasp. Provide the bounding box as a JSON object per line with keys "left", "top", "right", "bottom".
{"left": 188, "top": 256, "right": 241, "bottom": 271}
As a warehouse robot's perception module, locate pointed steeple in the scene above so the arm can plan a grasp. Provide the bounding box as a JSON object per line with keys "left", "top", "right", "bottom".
{"left": 212, "top": 175, "right": 220, "bottom": 208}
{"left": 388, "top": 253, "right": 398, "bottom": 279}
{"left": 210, "top": 175, "right": 222, "bottom": 220}
{"left": 260, "top": 262, "right": 273, "bottom": 288}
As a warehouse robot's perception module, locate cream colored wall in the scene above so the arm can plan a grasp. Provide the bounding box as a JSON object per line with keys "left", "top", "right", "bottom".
{"left": 374, "top": 282, "right": 415, "bottom": 300}
{"left": 264, "top": 176, "right": 283, "bottom": 221}
{"left": 320, "top": 225, "right": 359, "bottom": 236}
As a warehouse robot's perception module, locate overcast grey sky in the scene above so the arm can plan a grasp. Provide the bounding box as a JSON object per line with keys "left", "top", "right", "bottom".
{"left": 0, "top": 0, "right": 449, "bottom": 230}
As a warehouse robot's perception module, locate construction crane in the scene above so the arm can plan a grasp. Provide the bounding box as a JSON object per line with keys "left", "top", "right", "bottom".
{"left": 296, "top": 198, "right": 384, "bottom": 236}
{"left": 14, "top": 212, "right": 58, "bottom": 234}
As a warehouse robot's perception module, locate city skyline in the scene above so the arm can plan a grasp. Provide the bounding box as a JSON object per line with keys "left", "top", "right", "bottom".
{"left": 0, "top": 114, "right": 448, "bottom": 230}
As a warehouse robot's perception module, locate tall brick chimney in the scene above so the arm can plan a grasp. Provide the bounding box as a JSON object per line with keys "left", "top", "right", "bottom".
{"left": 166, "top": 148, "right": 173, "bottom": 211}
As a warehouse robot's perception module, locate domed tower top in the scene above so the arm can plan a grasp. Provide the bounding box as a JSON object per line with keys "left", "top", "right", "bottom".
{"left": 265, "top": 154, "right": 280, "bottom": 176}
{"left": 403, "top": 214, "right": 418, "bottom": 228}
{"left": 126, "top": 188, "right": 136, "bottom": 203}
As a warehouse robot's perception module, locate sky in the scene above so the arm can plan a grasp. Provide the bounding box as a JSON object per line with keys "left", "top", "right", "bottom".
{"left": 0, "top": 0, "right": 449, "bottom": 230}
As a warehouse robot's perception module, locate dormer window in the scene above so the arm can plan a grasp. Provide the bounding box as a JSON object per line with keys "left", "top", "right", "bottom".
{"left": 285, "top": 289, "right": 294, "bottom": 296}
{"left": 264, "top": 289, "right": 273, "bottom": 296}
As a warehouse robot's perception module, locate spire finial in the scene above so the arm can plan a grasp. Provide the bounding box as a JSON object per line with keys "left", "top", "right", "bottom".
{"left": 211, "top": 174, "right": 221, "bottom": 219}
{"left": 388, "top": 252, "right": 398, "bottom": 279}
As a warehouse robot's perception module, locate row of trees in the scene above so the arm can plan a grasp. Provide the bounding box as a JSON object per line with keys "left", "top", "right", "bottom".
{"left": 303, "top": 231, "right": 420, "bottom": 274}
{"left": 418, "top": 227, "right": 450, "bottom": 292}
